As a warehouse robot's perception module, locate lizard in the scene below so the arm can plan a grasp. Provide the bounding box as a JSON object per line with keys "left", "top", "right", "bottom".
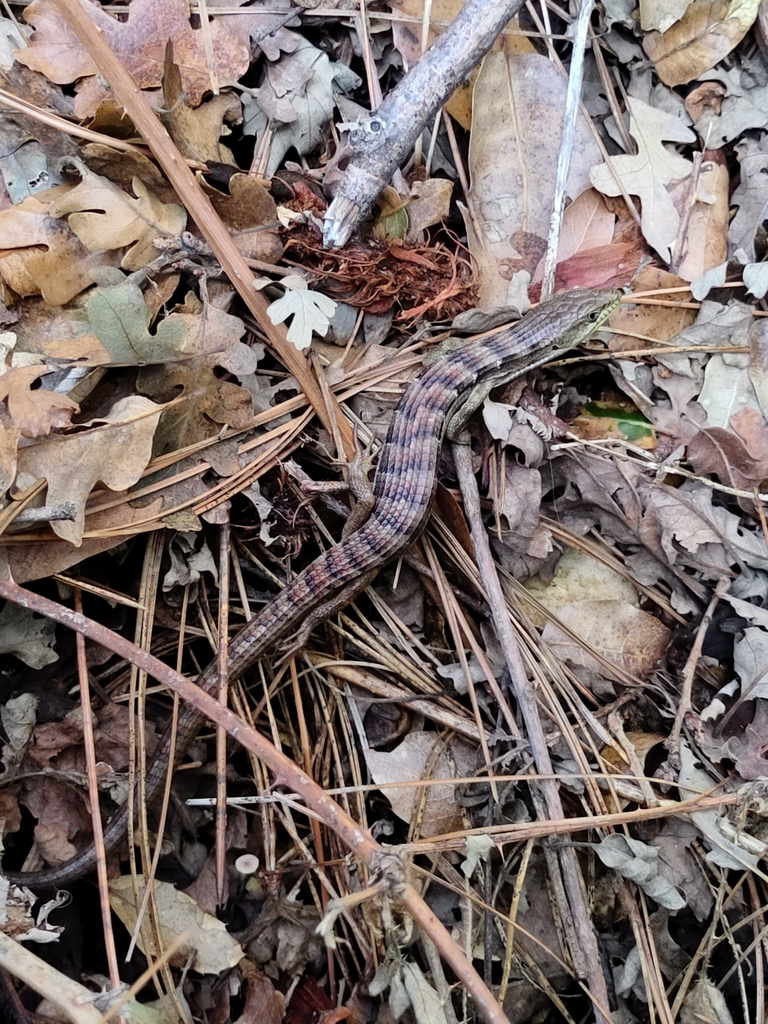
{"left": 3, "top": 287, "right": 621, "bottom": 890}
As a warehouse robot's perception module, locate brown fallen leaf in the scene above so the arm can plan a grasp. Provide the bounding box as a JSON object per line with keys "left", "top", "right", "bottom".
{"left": 523, "top": 549, "right": 640, "bottom": 629}
{"left": 79, "top": 143, "right": 181, "bottom": 207}
{"left": 16, "top": 0, "right": 249, "bottom": 113}
{"left": 138, "top": 354, "right": 253, "bottom": 450}
{"left": 0, "top": 190, "right": 100, "bottom": 305}
{"left": 542, "top": 598, "right": 672, "bottom": 683}
{"left": 684, "top": 80, "right": 726, "bottom": 126}
{"left": 672, "top": 149, "right": 730, "bottom": 282}
{"left": 465, "top": 49, "right": 600, "bottom": 309}
{"left": 687, "top": 406, "right": 768, "bottom": 499}
{"left": 15, "top": 395, "right": 163, "bottom": 545}
{"left": 608, "top": 266, "right": 696, "bottom": 354}
{"left": 643, "top": 0, "right": 759, "bottom": 88}
{"left": 0, "top": 363, "right": 79, "bottom": 438}
{"left": 206, "top": 173, "right": 283, "bottom": 263}
{"left": 161, "top": 47, "right": 241, "bottom": 166}
{"left": 558, "top": 189, "right": 616, "bottom": 262}
{"left": 0, "top": 789, "right": 22, "bottom": 838}
{"left": 529, "top": 240, "right": 645, "bottom": 298}
{"left": 237, "top": 962, "right": 284, "bottom": 1024}
{"left": 19, "top": 775, "right": 93, "bottom": 867}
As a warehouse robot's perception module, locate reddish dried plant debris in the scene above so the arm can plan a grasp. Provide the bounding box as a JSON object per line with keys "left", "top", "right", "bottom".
{"left": 283, "top": 225, "right": 476, "bottom": 319}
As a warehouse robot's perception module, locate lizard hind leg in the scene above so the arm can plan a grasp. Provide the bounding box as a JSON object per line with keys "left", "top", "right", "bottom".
{"left": 284, "top": 428, "right": 378, "bottom": 539}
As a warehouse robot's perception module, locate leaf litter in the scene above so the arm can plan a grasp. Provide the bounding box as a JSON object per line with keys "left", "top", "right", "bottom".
{"left": 1, "top": 2, "right": 768, "bottom": 1024}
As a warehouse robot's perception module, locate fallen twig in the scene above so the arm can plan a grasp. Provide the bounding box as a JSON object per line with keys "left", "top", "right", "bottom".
{"left": 323, "top": 0, "right": 525, "bottom": 248}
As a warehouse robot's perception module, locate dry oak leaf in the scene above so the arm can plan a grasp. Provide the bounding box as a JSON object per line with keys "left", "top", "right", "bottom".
{"left": 48, "top": 159, "right": 186, "bottom": 272}
{"left": 16, "top": 0, "right": 249, "bottom": 108}
{"left": 0, "top": 363, "right": 79, "bottom": 438}
{"left": 206, "top": 173, "right": 283, "bottom": 264}
{"left": 0, "top": 191, "right": 97, "bottom": 305}
{"left": 590, "top": 97, "right": 695, "bottom": 263}
{"left": 15, "top": 395, "right": 163, "bottom": 546}
{"left": 79, "top": 143, "right": 181, "bottom": 207}
{"left": 137, "top": 354, "right": 253, "bottom": 450}
{"left": 643, "top": 0, "right": 760, "bottom": 88}
{"left": 209, "top": 0, "right": 301, "bottom": 63}
{"left": 161, "top": 49, "right": 240, "bottom": 166}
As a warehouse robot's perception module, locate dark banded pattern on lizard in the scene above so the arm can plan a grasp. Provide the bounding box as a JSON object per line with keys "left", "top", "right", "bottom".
{"left": 4, "top": 287, "right": 621, "bottom": 889}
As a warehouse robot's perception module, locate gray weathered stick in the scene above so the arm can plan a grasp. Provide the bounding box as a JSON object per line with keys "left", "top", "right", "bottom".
{"left": 323, "top": 0, "right": 525, "bottom": 248}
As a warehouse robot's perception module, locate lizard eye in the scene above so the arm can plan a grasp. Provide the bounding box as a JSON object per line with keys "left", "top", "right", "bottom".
{"left": 587, "top": 310, "right": 600, "bottom": 322}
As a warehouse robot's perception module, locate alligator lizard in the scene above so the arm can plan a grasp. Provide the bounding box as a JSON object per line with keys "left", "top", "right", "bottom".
{"left": 4, "top": 287, "right": 621, "bottom": 889}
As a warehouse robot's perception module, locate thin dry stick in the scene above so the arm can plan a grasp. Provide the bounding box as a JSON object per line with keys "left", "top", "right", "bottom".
{"left": 124, "top": 537, "right": 185, "bottom": 1023}
{"left": 72, "top": 589, "right": 123, "bottom": 1009}
{"left": 52, "top": 0, "right": 354, "bottom": 458}
{"left": 0, "top": 478, "right": 46, "bottom": 536}
{"left": 215, "top": 518, "right": 231, "bottom": 907}
{"left": 98, "top": 931, "right": 190, "bottom": 1024}
{"left": 194, "top": 0, "right": 219, "bottom": 95}
{"left": 414, "top": 0, "right": 434, "bottom": 168}
{"left": 525, "top": 2, "right": 642, "bottom": 231}
{"left": 443, "top": 111, "right": 482, "bottom": 241}
{"left": 135, "top": 583, "right": 188, "bottom": 893}
{"left": 0, "top": 86, "right": 159, "bottom": 155}
{"left": 746, "top": 876, "right": 766, "bottom": 1024}
{"left": 667, "top": 575, "right": 732, "bottom": 764}
{"left": 540, "top": 0, "right": 594, "bottom": 301}
{"left": 291, "top": 658, "right": 338, "bottom": 997}
{"left": 0, "top": 579, "right": 512, "bottom": 1024}
{"left": 451, "top": 440, "right": 612, "bottom": 1024}
{"left": 0, "top": 932, "right": 104, "bottom": 1024}
{"left": 422, "top": 539, "right": 499, "bottom": 797}
{"left": 621, "top": 886, "right": 675, "bottom": 1024}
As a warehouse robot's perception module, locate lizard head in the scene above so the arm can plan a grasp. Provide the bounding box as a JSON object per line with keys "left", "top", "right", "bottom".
{"left": 539, "top": 287, "right": 623, "bottom": 353}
